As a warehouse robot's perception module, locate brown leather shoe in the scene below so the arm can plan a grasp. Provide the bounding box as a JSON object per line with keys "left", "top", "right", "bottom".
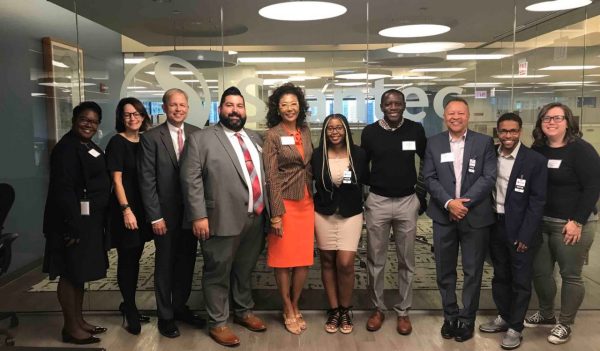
{"left": 209, "top": 326, "right": 240, "bottom": 347}
{"left": 366, "top": 310, "right": 385, "bottom": 331}
{"left": 397, "top": 316, "right": 412, "bottom": 335}
{"left": 234, "top": 313, "right": 267, "bottom": 332}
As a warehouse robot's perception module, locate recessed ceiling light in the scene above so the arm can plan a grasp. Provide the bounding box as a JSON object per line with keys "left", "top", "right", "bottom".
{"left": 392, "top": 75, "right": 438, "bottom": 80}
{"left": 145, "top": 71, "right": 194, "bottom": 75}
{"left": 523, "top": 91, "right": 553, "bottom": 94}
{"left": 134, "top": 90, "right": 165, "bottom": 93}
{"left": 127, "top": 86, "right": 147, "bottom": 89}
{"left": 416, "top": 82, "right": 437, "bottom": 86}
{"left": 539, "top": 65, "right": 599, "bottom": 70}
{"left": 336, "top": 73, "right": 390, "bottom": 80}
{"left": 31, "top": 93, "right": 46, "bottom": 97}
{"left": 124, "top": 58, "right": 146, "bottom": 64}
{"left": 526, "top": 0, "right": 591, "bottom": 12}
{"left": 256, "top": 70, "right": 306, "bottom": 75}
{"left": 228, "top": 50, "right": 238, "bottom": 55}
{"left": 335, "top": 82, "right": 369, "bottom": 87}
{"left": 238, "top": 57, "right": 305, "bottom": 63}
{"left": 388, "top": 42, "right": 464, "bottom": 54}
{"left": 259, "top": 1, "right": 346, "bottom": 21}
{"left": 492, "top": 74, "right": 549, "bottom": 78}
{"left": 379, "top": 24, "right": 450, "bottom": 38}
{"left": 52, "top": 60, "right": 69, "bottom": 68}
{"left": 262, "top": 78, "right": 288, "bottom": 85}
{"left": 433, "top": 78, "right": 466, "bottom": 82}
{"left": 542, "top": 81, "right": 597, "bottom": 85}
{"left": 554, "top": 88, "right": 578, "bottom": 91}
{"left": 411, "top": 67, "right": 466, "bottom": 72}
{"left": 288, "top": 75, "right": 321, "bottom": 81}
{"left": 447, "top": 54, "right": 511, "bottom": 60}
{"left": 461, "top": 82, "right": 502, "bottom": 87}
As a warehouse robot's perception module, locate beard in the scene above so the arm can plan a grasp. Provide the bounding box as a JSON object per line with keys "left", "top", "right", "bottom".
{"left": 219, "top": 111, "right": 246, "bottom": 131}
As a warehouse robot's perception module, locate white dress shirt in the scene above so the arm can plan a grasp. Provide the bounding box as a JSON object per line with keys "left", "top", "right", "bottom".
{"left": 494, "top": 142, "right": 521, "bottom": 214}
{"left": 222, "top": 125, "right": 263, "bottom": 213}
{"left": 444, "top": 130, "right": 467, "bottom": 210}
{"left": 167, "top": 121, "right": 184, "bottom": 160}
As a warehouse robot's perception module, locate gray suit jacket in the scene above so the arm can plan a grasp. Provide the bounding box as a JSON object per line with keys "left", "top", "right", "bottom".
{"left": 180, "top": 123, "right": 269, "bottom": 236}
{"left": 423, "top": 129, "right": 497, "bottom": 228}
{"left": 138, "top": 122, "right": 201, "bottom": 230}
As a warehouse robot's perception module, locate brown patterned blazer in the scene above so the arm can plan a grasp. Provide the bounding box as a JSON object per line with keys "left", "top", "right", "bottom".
{"left": 263, "top": 123, "right": 313, "bottom": 217}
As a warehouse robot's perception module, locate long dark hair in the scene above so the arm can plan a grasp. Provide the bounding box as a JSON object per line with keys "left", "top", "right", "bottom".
{"left": 115, "top": 97, "right": 151, "bottom": 133}
{"left": 317, "top": 114, "right": 359, "bottom": 194}
{"left": 532, "top": 102, "right": 581, "bottom": 147}
{"left": 265, "top": 83, "right": 309, "bottom": 128}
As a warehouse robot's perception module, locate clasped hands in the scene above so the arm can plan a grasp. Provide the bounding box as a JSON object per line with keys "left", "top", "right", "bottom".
{"left": 448, "top": 198, "right": 470, "bottom": 221}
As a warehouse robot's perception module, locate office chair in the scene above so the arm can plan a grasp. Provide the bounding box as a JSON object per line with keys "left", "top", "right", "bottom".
{"left": 0, "top": 183, "right": 19, "bottom": 346}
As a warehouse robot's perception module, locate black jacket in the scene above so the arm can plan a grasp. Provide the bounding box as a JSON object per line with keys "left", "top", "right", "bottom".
{"left": 311, "top": 144, "right": 368, "bottom": 217}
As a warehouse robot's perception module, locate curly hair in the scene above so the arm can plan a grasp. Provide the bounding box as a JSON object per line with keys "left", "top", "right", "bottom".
{"left": 532, "top": 102, "right": 582, "bottom": 147}
{"left": 115, "top": 97, "right": 151, "bottom": 133}
{"left": 265, "top": 83, "right": 309, "bottom": 128}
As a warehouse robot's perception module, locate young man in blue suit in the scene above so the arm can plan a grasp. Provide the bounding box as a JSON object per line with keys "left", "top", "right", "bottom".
{"left": 423, "top": 97, "right": 497, "bottom": 342}
{"left": 478, "top": 113, "right": 547, "bottom": 349}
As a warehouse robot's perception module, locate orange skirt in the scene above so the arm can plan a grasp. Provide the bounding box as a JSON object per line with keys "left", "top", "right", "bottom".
{"left": 267, "top": 188, "right": 314, "bottom": 268}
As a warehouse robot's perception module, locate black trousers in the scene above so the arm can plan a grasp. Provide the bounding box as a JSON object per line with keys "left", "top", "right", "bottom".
{"left": 117, "top": 244, "right": 144, "bottom": 308}
{"left": 489, "top": 218, "right": 536, "bottom": 332}
{"left": 433, "top": 219, "right": 490, "bottom": 324}
{"left": 153, "top": 227, "right": 198, "bottom": 320}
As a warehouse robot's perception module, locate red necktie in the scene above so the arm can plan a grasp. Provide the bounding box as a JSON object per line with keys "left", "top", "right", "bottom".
{"left": 177, "top": 128, "right": 184, "bottom": 157}
{"left": 235, "top": 133, "right": 264, "bottom": 215}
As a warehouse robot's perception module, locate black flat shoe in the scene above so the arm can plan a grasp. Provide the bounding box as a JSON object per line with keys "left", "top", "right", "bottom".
{"left": 441, "top": 320, "right": 457, "bottom": 339}
{"left": 158, "top": 319, "right": 180, "bottom": 338}
{"left": 138, "top": 312, "right": 151, "bottom": 323}
{"left": 61, "top": 329, "right": 101, "bottom": 345}
{"left": 119, "top": 302, "right": 141, "bottom": 335}
{"left": 454, "top": 321, "right": 475, "bottom": 342}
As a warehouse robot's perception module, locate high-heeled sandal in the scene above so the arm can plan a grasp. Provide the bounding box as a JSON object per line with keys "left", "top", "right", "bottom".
{"left": 325, "top": 307, "right": 340, "bottom": 333}
{"left": 283, "top": 313, "right": 302, "bottom": 335}
{"left": 338, "top": 306, "right": 354, "bottom": 334}
{"left": 295, "top": 313, "right": 307, "bottom": 330}
{"left": 119, "top": 302, "right": 141, "bottom": 335}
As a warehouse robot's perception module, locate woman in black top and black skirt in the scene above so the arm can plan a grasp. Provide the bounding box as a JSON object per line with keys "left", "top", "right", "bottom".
{"left": 525, "top": 102, "right": 600, "bottom": 345}
{"left": 105, "top": 97, "right": 153, "bottom": 335}
{"left": 312, "top": 114, "right": 368, "bottom": 334}
{"left": 43, "top": 101, "right": 110, "bottom": 344}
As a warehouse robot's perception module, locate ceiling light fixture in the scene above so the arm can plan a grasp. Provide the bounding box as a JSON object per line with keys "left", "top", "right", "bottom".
{"left": 124, "top": 58, "right": 146, "bottom": 64}
{"left": 447, "top": 54, "right": 511, "bottom": 60}
{"left": 539, "top": 65, "right": 599, "bottom": 70}
{"left": 410, "top": 67, "right": 466, "bottom": 72}
{"left": 259, "top": 1, "right": 347, "bottom": 21}
{"left": 392, "top": 75, "right": 438, "bottom": 80}
{"left": 256, "top": 70, "right": 306, "bottom": 75}
{"left": 238, "top": 57, "right": 305, "bottom": 63}
{"left": 379, "top": 24, "right": 450, "bottom": 38}
{"left": 145, "top": 71, "right": 194, "bottom": 75}
{"left": 336, "top": 73, "right": 390, "bottom": 80}
{"left": 335, "top": 82, "right": 370, "bottom": 87}
{"left": 388, "top": 42, "right": 464, "bottom": 54}
{"left": 492, "top": 74, "right": 549, "bottom": 78}
{"left": 526, "top": 0, "right": 591, "bottom": 12}
{"left": 288, "top": 75, "right": 321, "bottom": 81}
{"left": 461, "top": 82, "right": 502, "bottom": 87}
{"left": 52, "top": 60, "right": 69, "bottom": 68}
{"left": 433, "top": 78, "right": 466, "bottom": 82}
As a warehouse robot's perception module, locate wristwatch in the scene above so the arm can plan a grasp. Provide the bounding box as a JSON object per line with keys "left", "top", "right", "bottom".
{"left": 120, "top": 204, "right": 131, "bottom": 212}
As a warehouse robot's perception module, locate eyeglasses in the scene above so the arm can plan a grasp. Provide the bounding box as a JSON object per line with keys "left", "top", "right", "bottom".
{"left": 77, "top": 117, "right": 99, "bottom": 126}
{"left": 326, "top": 126, "right": 345, "bottom": 133}
{"left": 124, "top": 112, "right": 142, "bottom": 120}
{"left": 541, "top": 115, "right": 565, "bottom": 123}
{"left": 497, "top": 129, "right": 520, "bottom": 136}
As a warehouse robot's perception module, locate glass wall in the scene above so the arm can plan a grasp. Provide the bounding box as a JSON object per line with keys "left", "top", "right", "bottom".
{"left": 1, "top": 0, "right": 599, "bottom": 312}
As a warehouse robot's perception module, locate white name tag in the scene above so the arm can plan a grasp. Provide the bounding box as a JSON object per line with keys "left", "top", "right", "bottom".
{"left": 441, "top": 152, "right": 454, "bottom": 163}
{"left": 516, "top": 178, "right": 526, "bottom": 187}
{"left": 402, "top": 141, "right": 416, "bottom": 151}
{"left": 88, "top": 149, "right": 101, "bottom": 158}
{"left": 547, "top": 159, "right": 562, "bottom": 169}
{"left": 515, "top": 178, "right": 526, "bottom": 193}
{"left": 343, "top": 170, "right": 352, "bottom": 184}
{"left": 468, "top": 158, "right": 476, "bottom": 173}
{"left": 280, "top": 136, "right": 295, "bottom": 145}
{"left": 80, "top": 200, "right": 90, "bottom": 216}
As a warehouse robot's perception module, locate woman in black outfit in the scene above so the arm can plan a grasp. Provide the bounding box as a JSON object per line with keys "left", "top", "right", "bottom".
{"left": 312, "top": 114, "right": 368, "bottom": 334}
{"left": 105, "top": 97, "right": 152, "bottom": 335}
{"left": 525, "top": 102, "right": 600, "bottom": 345}
{"left": 43, "top": 101, "right": 110, "bottom": 345}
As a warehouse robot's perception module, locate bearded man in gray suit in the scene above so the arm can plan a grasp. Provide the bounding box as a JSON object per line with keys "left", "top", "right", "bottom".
{"left": 180, "top": 87, "right": 268, "bottom": 347}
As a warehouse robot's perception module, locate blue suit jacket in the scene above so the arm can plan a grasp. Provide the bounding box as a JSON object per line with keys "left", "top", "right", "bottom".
{"left": 423, "top": 129, "right": 497, "bottom": 228}
{"left": 499, "top": 144, "right": 547, "bottom": 247}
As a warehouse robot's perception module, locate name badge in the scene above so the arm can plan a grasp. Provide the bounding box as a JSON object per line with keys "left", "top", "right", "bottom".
{"left": 515, "top": 178, "right": 526, "bottom": 193}
{"left": 547, "top": 159, "right": 562, "bottom": 169}
{"left": 80, "top": 200, "right": 90, "bottom": 216}
{"left": 88, "top": 149, "right": 101, "bottom": 158}
{"left": 441, "top": 152, "right": 454, "bottom": 163}
{"left": 342, "top": 170, "right": 352, "bottom": 184}
{"left": 468, "top": 158, "right": 476, "bottom": 173}
{"left": 280, "top": 136, "right": 295, "bottom": 145}
{"left": 402, "top": 141, "right": 416, "bottom": 151}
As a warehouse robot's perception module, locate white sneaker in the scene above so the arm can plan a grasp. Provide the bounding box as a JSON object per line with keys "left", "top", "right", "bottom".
{"left": 547, "top": 324, "right": 571, "bottom": 345}
{"left": 501, "top": 328, "right": 522, "bottom": 350}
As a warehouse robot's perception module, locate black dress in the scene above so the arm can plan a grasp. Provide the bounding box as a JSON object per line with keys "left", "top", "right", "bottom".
{"left": 105, "top": 134, "right": 152, "bottom": 249}
{"left": 43, "top": 130, "right": 110, "bottom": 283}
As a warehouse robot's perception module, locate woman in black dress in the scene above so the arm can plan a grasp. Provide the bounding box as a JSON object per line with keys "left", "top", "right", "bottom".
{"left": 43, "top": 101, "right": 110, "bottom": 345}
{"left": 105, "top": 97, "right": 152, "bottom": 335}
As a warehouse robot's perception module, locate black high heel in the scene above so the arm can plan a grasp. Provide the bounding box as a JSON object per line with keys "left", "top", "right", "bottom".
{"left": 61, "top": 328, "right": 101, "bottom": 344}
{"left": 138, "top": 311, "right": 151, "bottom": 323}
{"left": 119, "top": 303, "right": 141, "bottom": 335}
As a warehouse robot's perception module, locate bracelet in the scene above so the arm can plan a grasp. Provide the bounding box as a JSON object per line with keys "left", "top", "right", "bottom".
{"left": 270, "top": 217, "right": 282, "bottom": 224}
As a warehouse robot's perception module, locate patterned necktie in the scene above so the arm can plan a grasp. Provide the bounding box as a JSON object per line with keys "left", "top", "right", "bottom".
{"left": 235, "top": 132, "right": 264, "bottom": 215}
{"left": 177, "top": 128, "right": 184, "bottom": 158}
